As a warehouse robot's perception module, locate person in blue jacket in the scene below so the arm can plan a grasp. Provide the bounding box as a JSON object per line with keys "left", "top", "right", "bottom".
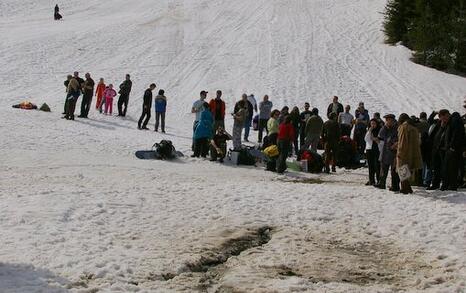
{"left": 154, "top": 89, "right": 167, "bottom": 132}
{"left": 192, "top": 102, "right": 214, "bottom": 158}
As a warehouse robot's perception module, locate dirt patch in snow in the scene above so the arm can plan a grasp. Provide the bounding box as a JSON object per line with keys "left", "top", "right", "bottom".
{"left": 160, "top": 228, "right": 447, "bottom": 292}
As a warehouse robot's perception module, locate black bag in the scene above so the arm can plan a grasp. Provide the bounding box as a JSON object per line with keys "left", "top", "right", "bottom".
{"left": 153, "top": 140, "right": 176, "bottom": 160}
{"left": 238, "top": 148, "right": 256, "bottom": 165}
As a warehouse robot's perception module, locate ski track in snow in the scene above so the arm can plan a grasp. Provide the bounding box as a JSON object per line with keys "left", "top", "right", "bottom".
{"left": 0, "top": 0, "right": 465, "bottom": 292}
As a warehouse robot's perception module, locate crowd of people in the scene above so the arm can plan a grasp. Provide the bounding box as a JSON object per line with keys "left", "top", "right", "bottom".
{"left": 189, "top": 91, "right": 466, "bottom": 194}
{"left": 60, "top": 72, "right": 465, "bottom": 194}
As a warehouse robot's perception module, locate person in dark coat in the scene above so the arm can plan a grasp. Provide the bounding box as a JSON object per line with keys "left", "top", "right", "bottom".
{"left": 376, "top": 114, "right": 399, "bottom": 191}
{"left": 54, "top": 4, "right": 62, "bottom": 20}
{"left": 192, "top": 102, "right": 214, "bottom": 158}
{"left": 117, "top": 74, "right": 132, "bottom": 117}
{"left": 137, "top": 84, "right": 156, "bottom": 130}
{"left": 426, "top": 111, "right": 444, "bottom": 190}
{"left": 299, "top": 102, "right": 313, "bottom": 147}
{"left": 365, "top": 118, "right": 381, "bottom": 186}
{"left": 354, "top": 102, "right": 369, "bottom": 156}
{"left": 289, "top": 106, "right": 301, "bottom": 156}
{"left": 78, "top": 73, "right": 95, "bottom": 118}
{"left": 210, "top": 127, "right": 232, "bottom": 163}
{"left": 322, "top": 112, "right": 341, "bottom": 173}
{"left": 439, "top": 110, "right": 465, "bottom": 190}
{"left": 154, "top": 89, "right": 167, "bottom": 132}
{"left": 326, "top": 96, "right": 344, "bottom": 120}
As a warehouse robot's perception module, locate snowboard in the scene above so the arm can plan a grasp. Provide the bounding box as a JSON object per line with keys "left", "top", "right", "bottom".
{"left": 135, "top": 150, "right": 161, "bottom": 160}
{"left": 135, "top": 150, "right": 184, "bottom": 160}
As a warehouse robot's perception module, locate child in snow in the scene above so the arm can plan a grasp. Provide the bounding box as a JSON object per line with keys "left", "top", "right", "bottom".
{"left": 95, "top": 78, "right": 106, "bottom": 112}
{"left": 103, "top": 84, "right": 117, "bottom": 115}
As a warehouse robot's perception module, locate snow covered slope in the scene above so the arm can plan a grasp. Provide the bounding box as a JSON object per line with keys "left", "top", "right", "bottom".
{"left": 0, "top": 0, "right": 465, "bottom": 292}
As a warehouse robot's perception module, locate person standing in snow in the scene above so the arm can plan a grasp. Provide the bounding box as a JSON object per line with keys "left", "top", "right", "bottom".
{"left": 244, "top": 94, "right": 257, "bottom": 142}
{"left": 95, "top": 78, "right": 106, "bottom": 113}
{"left": 64, "top": 76, "right": 81, "bottom": 120}
{"left": 276, "top": 115, "right": 295, "bottom": 174}
{"left": 192, "top": 102, "right": 214, "bottom": 158}
{"left": 396, "top": 113, "right": 423, "bottom": 194}
{"left": 278, "top": 106, "right": 289, "bottom": 124}
{"left": 365, "top": 118, "right": 381, "bottom": 186}
{"left": 73, "top": 71, "right": 85, "bottom": 88}
{"left": 258, "top": 95, "right": 273, "bottom": 143}
{"left": 338, "top": 105, "right": 354, "bottom": 137}
{"left": 322, "top": 112, "right": 341, "bottom": 173}
{"left": 117, "top": 74, "right": 132, "bottom": 117}
{"left": 289, "top": 106, "right": 301, "bottom": 156}
{"left": 62, "top": 75, "right": 72, "bottom": 115}
{"left": 137, "top": 83, "right": 156, "bottom": 130}
{"left": 209, "top": 90, "right": 226, "bottom": 132}
{"left": 299, "top": 102, "right": 313, "bottom": 148}
{"left": 191, "top": 90, "right": 208, "bottom": 150}
{"left": 304, "top": 108, "right": 324, "bottom": 152}
{"left": 232, "top": 94, "right": 249, "bottom": 149}
{"left": 354, "top": 102, "right": 370, "bottom": 156}
{"left": 154, "top": 89, "right": 167, "bottom": 133}
{"left": 326, "top": 96, "right": 344, "bottom": 120}
{"left": 103, "top": 84, "right": 117, "bottom": 115}
{"left": 267, "top": 109, "right": 280, "bottom": 145}
{"left": 376, "top": 114, "right": 400, "bottom": 191}
{"left": 78, "top": 73, "right": 94, "bottom": 118}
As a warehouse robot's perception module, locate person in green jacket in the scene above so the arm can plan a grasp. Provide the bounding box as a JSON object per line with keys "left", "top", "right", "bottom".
{"left": 267, "top": 109, "right": 280, "bottom": 145}
{"left": 304, "top": 108, "right": 324, "bottom": 152}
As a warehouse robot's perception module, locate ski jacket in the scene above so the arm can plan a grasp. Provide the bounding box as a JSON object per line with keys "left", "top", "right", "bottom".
{"left": 209, "top": 98, "right": 226, "bottom": 120}
{"left": 95, "top": 83, "right": 106, "bottom": 98}
{"left": 194, "top": 110, "right": 214, "bottom": 140}
{"left": 154, "top": 94, "right": 167, "bottom": 112}
{"left": 277, "top": 123, "right": 295, "bottom": 142}
{"left": 104, "top": 88, "right": 117, "bottom": 100}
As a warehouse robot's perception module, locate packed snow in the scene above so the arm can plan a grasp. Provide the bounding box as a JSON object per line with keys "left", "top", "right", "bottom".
{"left": 0, "top": 0, "right": 465, "bottom": 292}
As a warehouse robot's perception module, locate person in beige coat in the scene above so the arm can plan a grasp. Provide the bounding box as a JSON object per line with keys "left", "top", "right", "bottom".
{"left": 396, "top": 113, "right": 423, "bottom": 194}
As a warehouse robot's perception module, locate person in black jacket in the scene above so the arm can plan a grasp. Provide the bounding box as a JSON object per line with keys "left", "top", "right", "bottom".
{"left": 78, "top": 73, "right": 94, "bottom": 118}
{"left": 439, "top": 110, "right": 465, "bottom": 190}
{"left": 62, "top": 75, "right": 72, "bottom": 114}
{"left": 326, "top": 96, "right": 344, "bottom": 120}
{"left": 117, "top": 74, "right": 132, "bottom": 117}
{"left": 426, "top": 111, "right": 444, "bottom": 190}
{"left": 54, "top": 4, "right": 62, "bottom": 20}
{"left": 138, "top": 83, "right": 156, "bottom": 130}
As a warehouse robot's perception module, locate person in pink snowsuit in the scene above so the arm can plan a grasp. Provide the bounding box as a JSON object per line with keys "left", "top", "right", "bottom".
{"left": 103, "top": 84, "right": 117, "bottom": 114}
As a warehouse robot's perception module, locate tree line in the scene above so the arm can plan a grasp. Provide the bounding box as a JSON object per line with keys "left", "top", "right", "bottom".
{"left": 383, "top": 0, "right": 465, "bottom": 74}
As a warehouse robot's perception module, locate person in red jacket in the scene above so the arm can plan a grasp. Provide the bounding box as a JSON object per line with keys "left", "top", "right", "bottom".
{"left": 209, "top": 90, "right": 226, "bottom": 132}
{"left": 276, "top": 115, "right": 295, "bottom": 173}
{"left": 95, "top": 78, "right": 106, "bottom": 113}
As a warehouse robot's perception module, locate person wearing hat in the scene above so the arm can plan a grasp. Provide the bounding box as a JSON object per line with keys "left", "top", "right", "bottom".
{"left": 376, "top": 114, "right": 400, "bottom": 191}
{"left": 396, "top": 113, "right": 422, "bottom": 194}
{"left": 208, "top": 90, "right": 226, "bottom": 133}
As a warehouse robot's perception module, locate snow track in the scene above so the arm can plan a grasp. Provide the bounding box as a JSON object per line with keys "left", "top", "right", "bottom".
{"left": 0, "top": 0, "right": 465, "bottom": 292}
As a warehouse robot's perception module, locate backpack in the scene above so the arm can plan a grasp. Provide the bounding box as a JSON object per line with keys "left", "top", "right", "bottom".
{"left": 263, "top": 145, "right": 279, "bottom": 158}
{"left": 153, "top": 140, "right": 176, "bottom": 160}
{"left": 238, "top": 148, "right": 256, "bottom": 165}
{"left": 301, "top": 150, "right": 324, "bottom": 173}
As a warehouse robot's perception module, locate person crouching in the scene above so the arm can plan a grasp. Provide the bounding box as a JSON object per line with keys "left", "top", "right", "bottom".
{"left": 210, "top": 127, "right": 232, "bottom": 163}
{"left": 276, "top": 115, "right": 295, "bottom": 174}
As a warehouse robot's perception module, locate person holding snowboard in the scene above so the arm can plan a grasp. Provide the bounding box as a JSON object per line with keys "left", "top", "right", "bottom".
{"left": 64, "top": 76, "right": 81, "bottom": 120}
{"left": 138, "top": 83, "right": 156, "bottom": 130}
{"left": 117, "top": 74, "right": 132, "bottom": 117}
